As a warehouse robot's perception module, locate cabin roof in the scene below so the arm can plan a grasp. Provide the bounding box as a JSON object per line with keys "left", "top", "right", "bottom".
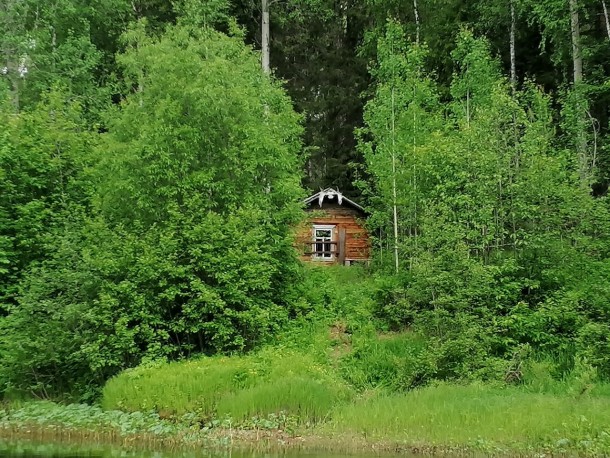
{"left": 303, "top": 188, "right": 365, "bottom": 213}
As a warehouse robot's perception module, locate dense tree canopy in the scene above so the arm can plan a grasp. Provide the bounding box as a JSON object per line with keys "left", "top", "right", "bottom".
{"left": 3, "top": 0, "right": 610, "bottom": 398}
{"left": 0, "top": 19, "right": 304, "bottom": 397}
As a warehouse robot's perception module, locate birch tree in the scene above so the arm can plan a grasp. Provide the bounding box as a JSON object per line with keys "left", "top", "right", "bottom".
{"left": 567, "top": 0, "right": 593, "bottom": 184}
{"left": 570, "top": 0, "right": 583, "bottom": 84}
{"left": 523, "top": 0, "right": 595, "bottom": 184}
{"left": 510, "top": 0, "right": 516, "bottom": 90}
{"left": 359, "top": 20, "right": 441, "bottom": 272}
{"left": 602, "top": 0, "right": 610, "bottom": 40}
{"left": 262, "top": 0, "right": 270, "bottom": 73}
{"left": 0, "top": 0, "right": 30, "bottom": 110}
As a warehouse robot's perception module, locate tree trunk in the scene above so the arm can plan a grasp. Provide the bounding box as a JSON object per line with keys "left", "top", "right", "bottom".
{"left": 10, "top": 76, "right": 19, "bottom": 112}
{"left": 392, "top": 109, "right": 398, "bottom": 273}
{"left": 570, "top": 0, "right": 583, "bottom": 84}
{"left": 391, "top": 84, "right": 399, "bottom": 273}
{"left": 569, "top": 0, "right": 591, "bottom": 184}
{"left": 131, "top": 0, "right": 142, "bottom": 19}
{"left": 413, "top": 0, "right": 420, "bottom": 44}
{"left": 261, "top": 0, "right": 270, "bottom": 74}
{"left": 602, "top": 0, "right": 610, "bottom": 40}
{"left": 510, "top": 0, "right": 517, "bottom": 91}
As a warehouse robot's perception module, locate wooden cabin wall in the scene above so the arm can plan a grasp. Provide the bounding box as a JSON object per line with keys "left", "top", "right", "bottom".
{"left": 295, "top": 203, "right": 370, "bottom": 263}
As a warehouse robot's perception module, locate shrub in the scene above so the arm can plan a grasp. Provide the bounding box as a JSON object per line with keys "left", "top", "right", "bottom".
{"left": 0, "top": 25, "right": 304, "bottom": 398}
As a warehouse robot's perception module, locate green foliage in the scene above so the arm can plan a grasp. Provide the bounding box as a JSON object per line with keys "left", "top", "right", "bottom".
{"left": 3, "top": 0, "right": 610, "bottom": 415}
{"left": 339, "top": 331, "right": 429, "bottom": 390}
{"left": 174, "top": 0, "right": 231, "bottom": 30}
{"left": 0, "top": 0, "right": 116, "bottom": 114}
{"left": 102, "top": 349, "right": 352, "bottom": 422}
{"left": 0, "top": 401, "right": 186, "bottom": 438}
{"left": 359, "top": 26, "right": 610, "bottom": 384}
{"left": 333, "top": 382, "right": 610, "bottom": 452}
{"left": 265, "top": 0, "right": 369, "bottom": 194}
{"left": 521, "top": 357, "right": 607, "bottom": 397}
{"left": 102, "top": 24, "right": 303, "bottom": 227}
{"left": 0, "top": 24, "right": 304, "bottom": 398}
{"left": 358, "top": 20, "right": 442, "bottom": 265}
{"left": 0, "top": 89, "right": 96, "bottom": 309}
{"left": 293, "top": 265, "right": 376, "bottom": 325}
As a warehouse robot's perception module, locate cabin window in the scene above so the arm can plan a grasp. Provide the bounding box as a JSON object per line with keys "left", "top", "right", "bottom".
{"left": 312, "top": 225, "right": 335, "bottom": 261}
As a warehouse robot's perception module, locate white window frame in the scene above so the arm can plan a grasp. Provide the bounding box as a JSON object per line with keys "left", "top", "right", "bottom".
{"left": 312, "top": 224, "right": 336, "bottom": 261}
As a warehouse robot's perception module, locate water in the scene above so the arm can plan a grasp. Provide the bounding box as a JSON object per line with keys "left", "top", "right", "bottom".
{"left": 0, "top": 440, "right": 379, "bottom": 458}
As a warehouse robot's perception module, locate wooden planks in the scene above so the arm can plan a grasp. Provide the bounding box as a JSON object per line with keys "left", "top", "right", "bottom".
{"left": 338, "top": 227, "right": 346, "bottom": 265}
{"left": 295, "top": 203, "right": 370, "bottom": 263}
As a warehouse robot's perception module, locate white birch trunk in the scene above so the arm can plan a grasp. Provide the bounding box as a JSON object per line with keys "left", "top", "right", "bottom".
{"left": 510, "top": 0, "right": 517, "bottom": 91}
{"left": 261, "top": 0, "right": 270, "bottom": 74}
{"left": 466, "top": 89, "right": 470, "bottom": 126}
{"left": 392, "top": 86, "right": 399, "bottom": 273}
{"left": 570, "top": 0, "right": 590, "bottom": 183}
{"left": 413, "top": 0, "right": 420, "bottom": 44}
{"left": 570, "top": 0, "right": 583, "bottom": 84}
{"left": 391, "top": 46, "right": 399, "bottom": 272}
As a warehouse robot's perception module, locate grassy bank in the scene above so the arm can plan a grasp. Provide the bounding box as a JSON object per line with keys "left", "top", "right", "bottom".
{"left": 100, "top": 350, "right": 610, "bottom": 454}
{"left": 7, "top": 266, "right": 610, "bottom": 456}
{"left": 5, "top": 382, "right": 610, "bottom": 456}
{"left": 333, "top": 383, "right": 610, "bottom": 453}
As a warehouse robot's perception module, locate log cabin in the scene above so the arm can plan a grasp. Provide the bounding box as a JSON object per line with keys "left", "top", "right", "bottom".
{"left": 296, "top": 188, "right": 370, "bottom": 265}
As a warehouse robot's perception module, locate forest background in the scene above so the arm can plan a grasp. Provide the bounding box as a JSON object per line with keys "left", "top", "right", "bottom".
{"left": 2, "top": 0, "right": 610, "bottom": 411}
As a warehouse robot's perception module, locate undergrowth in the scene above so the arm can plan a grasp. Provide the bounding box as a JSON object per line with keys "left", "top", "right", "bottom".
{"left": 30, "top": 265, "right": 610, "bottom": 455}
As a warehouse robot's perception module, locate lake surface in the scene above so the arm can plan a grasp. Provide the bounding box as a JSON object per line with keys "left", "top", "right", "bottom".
{"left": 0, "top": 440, "right": 389, "bottom": 458}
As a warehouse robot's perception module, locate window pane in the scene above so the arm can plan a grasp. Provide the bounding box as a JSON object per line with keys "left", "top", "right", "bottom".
{"left": 312, "top": 226, "right": 334, "bottom": 260}
{"left": 316, "top": 229, "right": 331, "bottom": 238}
{"left": 324, "top": 242, "right": 331, "bottom": 257}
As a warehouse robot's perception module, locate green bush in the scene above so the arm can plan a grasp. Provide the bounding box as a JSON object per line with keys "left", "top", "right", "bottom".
{"left": 577, "top": 323, "right": 610, "bottom": 379}
{"left": 0, "top": 26, "right": 304, "bottom": 399}
{"left": 295, "top": 265, "right": 376, "bottom": 325}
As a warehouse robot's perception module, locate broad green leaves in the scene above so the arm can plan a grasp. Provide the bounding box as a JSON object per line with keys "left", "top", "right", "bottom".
{"left": 0, "top": 90, "right": 96, "bottom": 310}
{"left": 101, "top": 25, "right": 303, "bottom": 227}
{"left": 0, "top": 23, "right": 305, "bottom": 397}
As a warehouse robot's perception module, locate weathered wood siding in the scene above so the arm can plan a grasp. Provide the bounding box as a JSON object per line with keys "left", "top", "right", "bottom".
{"left": 295, "top": 202, "right": 370, "bottom": 263}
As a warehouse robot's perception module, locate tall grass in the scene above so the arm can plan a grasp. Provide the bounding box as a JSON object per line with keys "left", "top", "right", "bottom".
{"left": 339, "top": 331, "right": 428, "bottom": 391}
{"left": 332, "top": 382, "right": 610, "bottom": 449}
{"left": 101, "top": 357, "right": 255, "bottom": 415}
{"left": 217, "top": 376, "right": 350, "bottom": 422}
{"left": 102, "top": 348, "right": 352, "bottom": 422}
